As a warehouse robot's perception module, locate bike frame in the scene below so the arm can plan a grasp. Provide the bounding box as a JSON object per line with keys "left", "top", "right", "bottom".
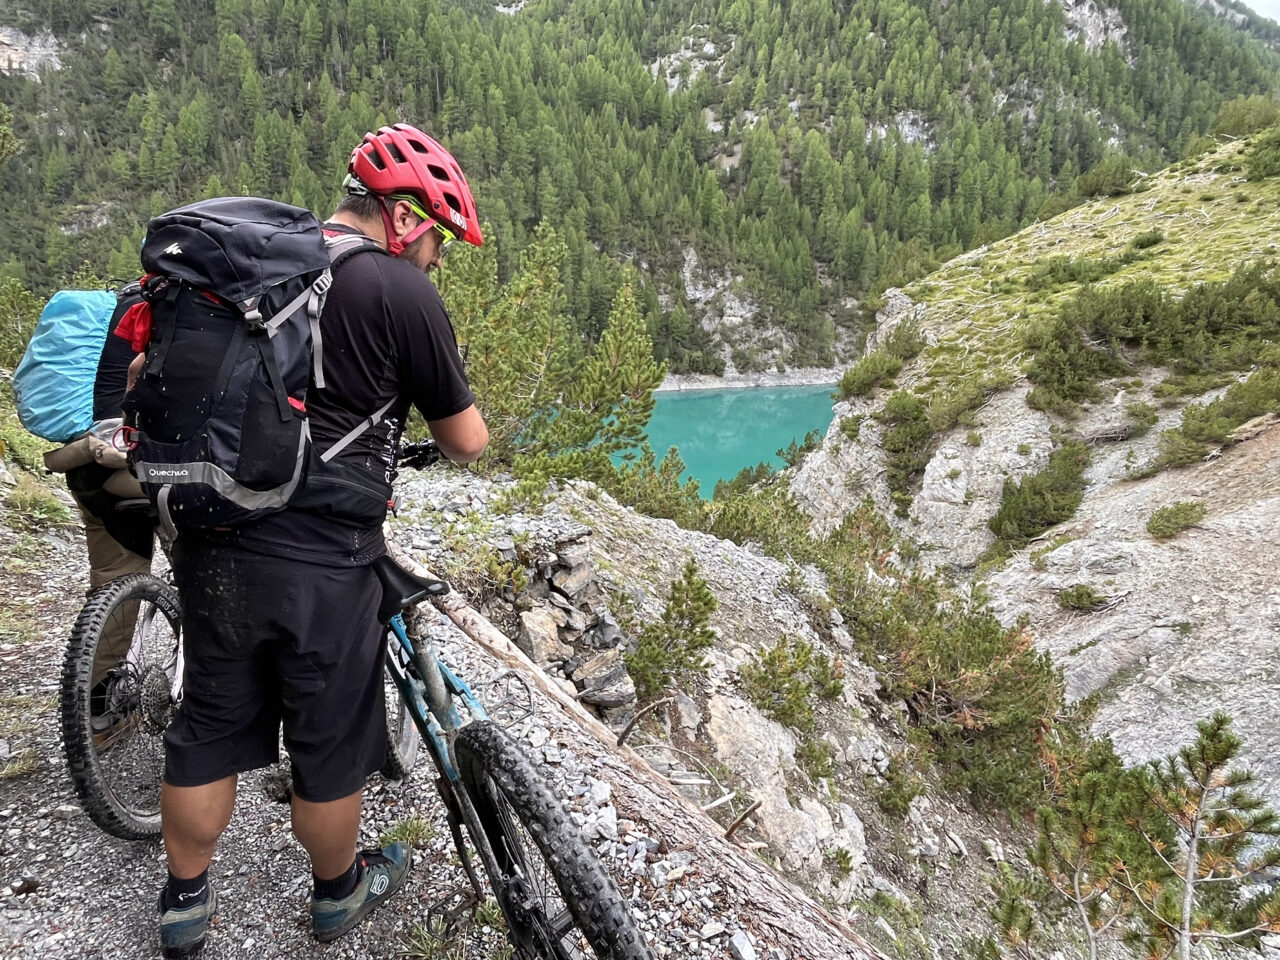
{"left": 383, "top": 610, "right": 490, "bottom": 781}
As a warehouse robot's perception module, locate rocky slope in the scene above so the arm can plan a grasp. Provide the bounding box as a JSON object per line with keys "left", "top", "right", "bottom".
{"left": 0, "top": 454, "right": 901, "bottom": 960}
{"left": 788, "top": 136, "right": 1280, "bottom": 807}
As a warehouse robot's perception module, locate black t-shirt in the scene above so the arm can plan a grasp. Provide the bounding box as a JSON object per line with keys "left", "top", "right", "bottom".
{"left": 205, "top": 229, "right": 475, "bottom": 565}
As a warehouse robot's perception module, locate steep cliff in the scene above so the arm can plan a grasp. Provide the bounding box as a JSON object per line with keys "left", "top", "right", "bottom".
{"left": 789, "top": 135, "right": 1280, "bottom": 806}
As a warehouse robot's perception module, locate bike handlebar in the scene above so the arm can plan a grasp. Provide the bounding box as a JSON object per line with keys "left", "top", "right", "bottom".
{"left": 399, "top": 439, "right": 444, "bottom": 471}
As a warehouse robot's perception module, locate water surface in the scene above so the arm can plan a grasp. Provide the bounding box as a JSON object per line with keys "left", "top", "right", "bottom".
{"left": 639, "top": 384, "right": 837, "bottom": 495}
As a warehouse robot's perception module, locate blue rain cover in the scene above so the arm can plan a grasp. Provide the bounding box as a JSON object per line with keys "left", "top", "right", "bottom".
{"left": 14, "top": 290, "right": 117, "bottom": 442}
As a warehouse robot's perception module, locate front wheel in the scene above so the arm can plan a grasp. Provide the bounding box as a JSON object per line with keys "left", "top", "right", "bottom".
{"left": 60, "top": 573, "right": 182, "bottom": 840}
{"left": 453, "top": 721, "right": 654, "bottom": 960}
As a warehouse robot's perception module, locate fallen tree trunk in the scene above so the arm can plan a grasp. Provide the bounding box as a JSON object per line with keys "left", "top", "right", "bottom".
{"left": 390, "top": 542, "right": 889, "bottom": 959}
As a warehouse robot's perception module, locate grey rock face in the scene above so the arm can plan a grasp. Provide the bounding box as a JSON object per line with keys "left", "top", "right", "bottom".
{"left": 985, "top": 425, "right": 1280, "bottom": 803}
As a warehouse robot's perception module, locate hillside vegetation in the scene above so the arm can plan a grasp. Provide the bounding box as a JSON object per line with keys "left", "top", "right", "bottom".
{"left": 823, "top": 134, "right": 1280, "bottom": 529}
{"left": 2, "top": 0, "right": 1279, "bottom": 370}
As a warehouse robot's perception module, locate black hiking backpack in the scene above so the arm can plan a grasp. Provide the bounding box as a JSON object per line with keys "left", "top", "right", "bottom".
{"left": 124, "top": 197, "right": 391, "bottom": 533}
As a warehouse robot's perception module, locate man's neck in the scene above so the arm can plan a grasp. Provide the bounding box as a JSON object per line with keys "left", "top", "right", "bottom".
{"left": 327, "top": 210, "right": 387, "bottom": 250}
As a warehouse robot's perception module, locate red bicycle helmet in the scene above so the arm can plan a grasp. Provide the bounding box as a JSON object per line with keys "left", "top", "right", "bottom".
{"left": 347, "top": 123, "right": 483, "bottom": 254}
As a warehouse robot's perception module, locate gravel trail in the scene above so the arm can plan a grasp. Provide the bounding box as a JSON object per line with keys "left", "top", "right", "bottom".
{"left": 0, "top": 494, "right": 771, "bottom": 960}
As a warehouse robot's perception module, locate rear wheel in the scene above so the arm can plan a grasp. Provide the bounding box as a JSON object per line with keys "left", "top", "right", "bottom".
{"left": 453, "top": 721, "right": 653, "bottom": 960}
{"left": 381, "top": 658, "right": 421, "bottom": 780}
{"left": 60, "top": 574, "right": 181, "bottom": 840}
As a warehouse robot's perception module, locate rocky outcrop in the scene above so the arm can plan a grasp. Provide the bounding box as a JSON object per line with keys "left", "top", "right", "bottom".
{"left": 789, "top": 291, "right": 1280, "bottom": 808}
{"left": 985, "top": 422, "right": 1280, "bottom": 801}
{"left": 0, "top": 27, "right": 61, "bottom": 78}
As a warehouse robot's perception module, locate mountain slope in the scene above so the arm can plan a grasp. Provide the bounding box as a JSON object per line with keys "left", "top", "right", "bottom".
{"left": 1, "top": 0, "right": 1278, "bottom": 371}
{"left": 789, "top": 132, "right": 1280, "bottom": 807}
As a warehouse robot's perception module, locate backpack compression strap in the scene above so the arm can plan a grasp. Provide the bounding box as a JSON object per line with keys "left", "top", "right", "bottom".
{"left": 318, "top": 397, "right": 397, "bottom": 463}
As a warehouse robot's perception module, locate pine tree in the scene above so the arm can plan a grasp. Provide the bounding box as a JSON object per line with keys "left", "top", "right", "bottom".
{"left": 626, "top": 559, "right": 718, "bottom": 699}
{"left": 1120, "top": 714, "right": 1280, "bottom": 960}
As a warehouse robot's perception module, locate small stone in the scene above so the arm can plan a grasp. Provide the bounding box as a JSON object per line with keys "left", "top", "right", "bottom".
{"left": 945, "top": 830, "right": 968, "bottom": 857}
{"left": 12, "top": 876, "right": 40, "bottom": 895}
{"left": 875, "top": 917, "right": 897, "bottom": 942}
{"left": 728, "top": 931, "right": 757, "bottom": 960}
{"left": 700, "top": 921, "right": 726, "bottom": 939}
{"left": 52, "top": 804, "right": 82, "bottom": 820}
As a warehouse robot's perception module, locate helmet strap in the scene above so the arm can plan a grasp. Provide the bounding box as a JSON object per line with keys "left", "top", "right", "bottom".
{"left": 377, "top": 198, "right": 406, "bottom": 257}
{"left": 378, "top": 196, "right": 437, "bottom": 258}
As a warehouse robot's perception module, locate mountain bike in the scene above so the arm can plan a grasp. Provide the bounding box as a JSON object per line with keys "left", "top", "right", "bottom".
{"left": 60, "top": 507, "right": 422, "bottom": 841}
{"left": 376, "top": 564, "right": 652, "bottom": 956}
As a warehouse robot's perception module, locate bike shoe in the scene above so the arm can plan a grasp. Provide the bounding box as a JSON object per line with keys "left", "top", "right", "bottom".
{"left": 91, "top": 709, "right": 138, "bottom": 752}
{"left": 157, "top": 882, "right": 216, "bottom": 958}
{"left": 310, "top": 843, "right": 412, "bottom": 943}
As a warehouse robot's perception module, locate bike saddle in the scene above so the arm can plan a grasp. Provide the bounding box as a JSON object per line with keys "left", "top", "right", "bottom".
{"left": 372, "top": 554, "right": 449, "bottom": 624}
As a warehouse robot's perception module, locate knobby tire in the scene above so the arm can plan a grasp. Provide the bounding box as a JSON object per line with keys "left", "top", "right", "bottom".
{"left": 454, "top": 721, "right": 654, "bottom": 960}
{"left": 381, "top": 661, "right": 421, "bottom": 780}
{"left": 60, "top": 573, "right": 182, "bottom": 841}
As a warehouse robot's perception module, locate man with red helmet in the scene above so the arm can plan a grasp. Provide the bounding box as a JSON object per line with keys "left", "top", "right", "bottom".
{"left": 156, "top": 124, "right": 488, "bottom": 958}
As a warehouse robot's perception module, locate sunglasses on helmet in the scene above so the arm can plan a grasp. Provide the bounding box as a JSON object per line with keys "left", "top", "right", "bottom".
{"left": 390, "top": 194, "right": 457, "bottom": 253}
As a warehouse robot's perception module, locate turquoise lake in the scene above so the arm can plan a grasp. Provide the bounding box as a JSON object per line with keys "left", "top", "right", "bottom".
{"left": 638, "top": 383, "right": 838, "bottom": 495}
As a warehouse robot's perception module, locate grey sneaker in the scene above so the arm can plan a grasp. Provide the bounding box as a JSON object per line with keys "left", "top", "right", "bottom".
{"left": 157, "top": 882, "right": 216, "bottom": 958}
{"left": 310, "top": 843, "right": 412, "bottom": 943}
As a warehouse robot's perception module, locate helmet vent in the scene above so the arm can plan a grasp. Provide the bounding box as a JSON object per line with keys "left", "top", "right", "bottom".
{"left": 409, "top": 140, "right": 430, "bottom": 154}
{"left": 428, "top": 163, "right": 450, "bottom": 182}
{"left": 385, "top": 141, "right": 407, "bottom": 164}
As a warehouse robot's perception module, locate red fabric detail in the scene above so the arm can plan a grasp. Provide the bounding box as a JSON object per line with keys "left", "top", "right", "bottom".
{"left": 200, "top": 290, "right": 223, "bottom": 305}
{"left": 115, "top": 300, "right": 153, "bottom": 352}
{"left": 288, "top": 397, "right": 306, "bottom": 413}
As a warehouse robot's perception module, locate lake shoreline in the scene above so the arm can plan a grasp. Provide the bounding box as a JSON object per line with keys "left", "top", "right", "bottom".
{"left": 656, "top": 367, "right": 841, "bottom": 393}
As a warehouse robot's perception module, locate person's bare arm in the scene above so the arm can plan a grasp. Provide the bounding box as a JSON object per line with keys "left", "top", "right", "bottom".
{"left": 426, "top": 405, "right": 488, "bottom": 463}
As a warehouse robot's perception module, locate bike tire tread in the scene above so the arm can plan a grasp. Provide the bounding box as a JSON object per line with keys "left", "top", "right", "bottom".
{"left": 60, "top": 573, "right": 178, "bottom": 841}
{"left": 455, "top": 721, "right": 654, "bottom": 960}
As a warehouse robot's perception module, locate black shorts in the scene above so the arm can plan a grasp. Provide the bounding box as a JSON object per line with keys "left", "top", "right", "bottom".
{"left": 163, "top": 538, "right": 387, "bottom": 802}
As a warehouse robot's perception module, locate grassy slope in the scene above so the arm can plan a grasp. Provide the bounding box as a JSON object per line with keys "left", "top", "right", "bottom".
{"left": 901, "top": 138, "right": 1279, "bottom": 400}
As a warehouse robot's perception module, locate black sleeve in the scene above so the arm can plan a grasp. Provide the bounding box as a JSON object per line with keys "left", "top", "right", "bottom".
{"left": 386, "top": 270, "right": 475, "bottom": 421}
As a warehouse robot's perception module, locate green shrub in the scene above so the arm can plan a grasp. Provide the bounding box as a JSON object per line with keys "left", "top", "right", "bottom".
{"left": 777, "top": 428, "right": 822, "bottom": 467}
{"left": 877, "top": 754, "right": 926, "bottom": 818}
{"left": 0, "top": 278, "right": 41, "bottom": 372}
{"left": 839, "top": 414, "right": 865, "bottom": 440}
{"left": 6, "top": 474, "right": 72, "bottom": 529}
{"left": 1130, "top": 229, "right": 1164, "bottom": 250}
{"left": 626, "top": 559, "right": 718, "bottom": 699}
{"left": 1147, "top": 501, "right": 1206, "bottom": 540}
{"left": 1214, "top": 95, "right": 1280, "bottom": 137}
{"left": 836, "top": 322, "right": 924, "bottom": 400}
{"left": 1026, "top": 263, "right": 1280, "bottom": 416}
{"left": 1246, "top": 125, "right": 1280, "bottom": 181}
{"left": 1076, "top": 154, "right": 1139, "bottom": 197}
{"left": 796, "top": 740, "right": 834, "bottom": 781}
{"left": 739, "top": 636, "right": 843, "bottom": 733}
{"left": 838, "top": 349, "right": 902, "bottom": 399}
{"left": 712, "top": 460, "right": 773, "bottom": 501}
{"left": 1150, "top": 364, "right": 1280, "bottom": 473}
{"left": 603, "top": 448, "right": 707, "bottom": 529}
{"left": 928, "top": 371, "right": 1014, "bottom": 432}
{"left": 875, "top": 390, "right": 932, "bottom": 517}
{"left": 988, "top": 441, "right": 1090, "bottom": 555}
{"left": 1057, "top": 584, "right": 1106, "bottom": 611}
{"left": 846, "top": 575, "right": 1080, "bottom": 813}
{"left": 1125, "top": 401, "right": 1159, "bottom": 437}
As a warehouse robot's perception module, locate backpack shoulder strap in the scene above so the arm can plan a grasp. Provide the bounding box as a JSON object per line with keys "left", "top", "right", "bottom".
{"left": 323, "top": 231, "right": 388, "bottom": 270}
